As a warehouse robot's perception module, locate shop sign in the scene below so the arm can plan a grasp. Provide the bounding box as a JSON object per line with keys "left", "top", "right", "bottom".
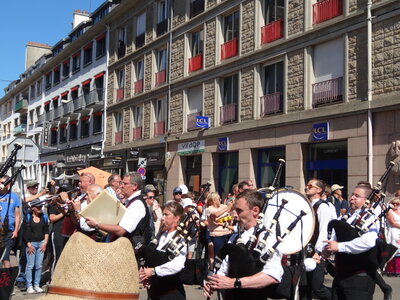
{"left": 196, "top": 116, "right": 210, "bottom": 129}
{"left": 313, "top": 122, "right": 329, "bottom": 141}
{"left": 177, "top": 140, "right": 205, "bottom": 155}
{"left": 218, "top": 137, "right": 229, "bottom": 151}
{"left": 43, "top": 122, "right": 50, "bottom": 147}
{"left": 66, "top": 153, "right": 88, "bottom": 164}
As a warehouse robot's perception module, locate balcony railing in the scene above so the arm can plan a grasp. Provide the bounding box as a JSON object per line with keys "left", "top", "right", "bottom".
{"left": 220, "top": 103, "right": 237, "bottom": 124}
{"left": 221, "top": 38, "right": 238, "bottom": 60}
{"left": 14, "top": 124, "right": 27, "bottom": 135}
{"left": 117, "top": 43, "right": 126, "bottom": 59}
{"left": 154, "top": 121, "right": 165, "bottom": 136}
{"left": 134, "top": 80, "right": 143, "bottom": 94}
{"left": 313, "top": 0, "right": 343, "bottom": 25}
{"left": 133, "top": 127, "right": 142, "bottom": 140}
{"left": 116, "top": 88, "right": 124, "bottom": 101}
{"left": 156, "top": 19, "right": 168, "bottom": 36}
{"left": 312, "top": 77, "right": 343, "bottom": 107}
{"left": 188, "top": 54, "right": 203, "bottom": 73}
{"left": 115, "top": 131, "right": 123, "bottom": 144}
{"left": 63, "top": 101, "right": 73, "bottom": 115}
{"left": 15, "top": 99, "right": 28, "bottom": 112}
{"left": 53, "top": 106, "right": 62, "bottom": 119}
{"left": 45, "top": 110, "right": 53, "bottom": 122}
{"left": 73, "top": 96, "right": 84, "bottom": 111}
{"left": 155, "top": 69, "right": 166, "bottom": 86}
{"left": 260, "top": 92, "right": 283, "bottom": 116}
{"left": 261, "top": 19, "right": 284, "bottom": 44}
{"left": 187, "top": 111, "right": 201, "bottom": 130}
{"left": 136, "top": 33, "right": 145, "bottom": 48}
{"left": 190, "top": 0, "right": 204, "bottom": 18}
{"left": 86, "top": 88, "right": 105, "bottom": 106}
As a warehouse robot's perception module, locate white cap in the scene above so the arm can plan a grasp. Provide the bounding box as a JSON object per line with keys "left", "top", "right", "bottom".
{"left": 331, "top": 184, "right": 344, "bottom": 192}
{"left": 181, "top": 198, "right": 196, "bottom": 208}
{"left": 304, "top": 258, "right": 317, "bottom": 272}
{"left": 178, "top": 184, "right": 189, "bottom": 195}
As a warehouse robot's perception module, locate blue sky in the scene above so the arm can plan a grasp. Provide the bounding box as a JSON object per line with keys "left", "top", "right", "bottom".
{"left": 0, "top": 0, "right": 105, "bottom": 97}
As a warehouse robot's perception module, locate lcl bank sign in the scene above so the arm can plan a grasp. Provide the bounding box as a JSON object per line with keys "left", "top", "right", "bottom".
{"left": 312, "top": 122, "right": 329, "bottom": 141}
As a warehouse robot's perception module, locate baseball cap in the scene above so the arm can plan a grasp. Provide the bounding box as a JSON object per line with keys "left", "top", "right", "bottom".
{"left": 145, "top": 184, "right": 157, "bottom": 192}
{"left": 27, "top": 180, "right": 39, "bottom": 188}
{"left": 181, "top": 198, "right": 196, "bottom": 209}
{"left": 331, "top": 184, "right": 344, "bottom": 192}
{"left": 178, "top": 184, "right": 189, "bottom": 195}
{"left": 29, "top": 198, "right": 46, "bottom": 208}
{"left": 173, "top": 187, "right": 182, "bottom": 194}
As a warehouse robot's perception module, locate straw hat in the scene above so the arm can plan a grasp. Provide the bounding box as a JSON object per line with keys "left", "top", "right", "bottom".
{"left": 39, "top": 232, "right": 139, "bottom": 300}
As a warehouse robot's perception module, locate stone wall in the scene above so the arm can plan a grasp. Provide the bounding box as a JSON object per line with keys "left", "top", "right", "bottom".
{"left": 105, "top": 114, "right": 113, "bottom": 147}
{"left": 144, "top": 52, "right": 153, "bottom": 91}
{"left": 207, "top": 0, "right": 218, "bottom": 9}
{"left": 203, "top": 80, "right": 215, "bottom": 127}
{"left": 240, "top": 67, "right": 254, "bottom": 121}
{"left": 241, "top": 0, "right": 255, "bottom": 55}
{"left": 173, "top": 0, "right": 186, "bottom": 28}
{"left": 125, "top": 63, "right": 132, "bottom": 99}
{"left": 287, "top": 50, "right": 304, "bottom": 111}
{"left": 107, "top": 72, "right": 115, "bottom": 106}
{"left": 143, "top": 101, "right": 151, "bottom": 139}
{"left": 348, "top": 28, "right": 367, "bottom": 101}
{"left": 373, "top": 16, "right": 400, "bottom": 95}
{"left": 205, "top": 19, "right": 216, "bottom": 68}
{"left": 123, "top": 108, "right": 130, "bottom": 143}
{"left": 288, "top": 0, "right": 304, "bottom": 36}
{"left": 171, "top": 35, "right": 185, "bottom": 81}
{"left": 170, "top": 91, "right": 184, "bottom": 134}
{"left": 349, "top": 0, "right": 367, "bottom": 13}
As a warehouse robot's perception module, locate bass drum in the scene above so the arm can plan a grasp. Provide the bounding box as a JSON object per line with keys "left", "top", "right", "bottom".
{"left": 262, "top": 188, "right": 314, "bottom": 255}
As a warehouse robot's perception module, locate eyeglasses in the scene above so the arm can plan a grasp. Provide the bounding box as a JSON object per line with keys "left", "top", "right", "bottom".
{"left": 148, "top": 196, "right": 155, "bottom": 199}
{"left": 306, "top": 184, "right": 319, "bottom": 189}
{"left": 174, "top": 192, "right": 182, "bottom": 195}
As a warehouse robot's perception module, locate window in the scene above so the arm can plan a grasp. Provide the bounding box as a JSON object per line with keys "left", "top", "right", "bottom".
{"left": 156, "top": 48, "right": 167, "bottom": 85}
{"left": 132, "top": 106, "right": 143, "bottom": 140}
{"left": 29, "top": 110, "right": 34, "bottom": 125}
{"left": 264, "top": 0, "right": 284, "bottom": 24}
{"left": 117, "top": 69, "right": 125, "bottom": 101}
{"left": 59, "top": 125, "right": 67, "bottom": 143}
{"left": 136, "top": 12, "right": 146, "bottom": 48}
{"left": 50, "top": 128, "right": 58, "bottom": 145}
{"left": 83, "top": 43, "right": 93, "bottom": 65}
{"left": 220, "top": 74, "right": 239, "bottom": 123}
{"left": 80, "top": 116, "right": 90, "bottom": 137}
{"left": 118, "top": 27, "right": 126, "bottom": 58}
{"left": 93, "top": 112, "right": 103, "bottom": 134}
{"left": 224, "top": 11, "right": 239, "bottom": 42}
{"left": 157, "top": 0, "right": 168, "bottom": 36}
{"left": 45, "top": 73, "right": 52, "bottom": 90}
{"left": 261, "top": 61, "right": 283, "bottom": 115}
{"left": 83, "top": 83, "right": 91, "bottom": 105}
{"left": 36, "top": 80, "right": 42, "bottom": 96}
{"left": 218, "top": 152, "right": 238, "bottom": 199}
{"left": 114, "top": 112, "right": 123, "bottom": 144}
{"left": 257, "top": 147, "right": 285, "bottom": 188}
{"left": 63, "top": 59, "right": 70, "bottom": 78}
{"left": 154, "top": 99, "right": 166, "bottom": 136}
{"left": 69, "top": 121, "right": 78, "bottom": 140}
{"left": 35, "top": 107, "right": 41, "bottom": 123}
{"left": 53, "top": 67, "right": 60, "bottom": 85}
{"left": 134, "top": 59, "right": 144, "bottom": 94}
{"left": 94, "top": 75, "right": 105, "bottom": 102}
{"left": 96, "top": 33, "right": 106, "bottom": 58}
{"left": 190, "top": 0, "right": 205, "bottom": 18}
{"left": 72, "top": 51, "right": 81, "bottom": 72}
{"left": 30, "top": 85, "right": 35, "bottom": 100}
{"left": 191, "top": 29, "right": 204, "bottom": 57}
{"left": 187, "top": 85, "right": 203, "bottom": 130}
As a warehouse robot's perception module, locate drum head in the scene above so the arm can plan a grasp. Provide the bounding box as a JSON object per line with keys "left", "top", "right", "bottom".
{"left": 263, "top": 189, "right": 314, "bottom": 255}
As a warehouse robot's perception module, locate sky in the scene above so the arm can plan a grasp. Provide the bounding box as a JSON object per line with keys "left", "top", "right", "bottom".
{"left": 0, "top": 0, "right": 105, "bottom": 97}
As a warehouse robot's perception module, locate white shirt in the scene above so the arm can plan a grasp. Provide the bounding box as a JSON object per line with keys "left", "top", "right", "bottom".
{"left": 106, "top": 186, "right": 120, "bottom": 201}
{"left": 331, "top": 209, "right": 379, "bottom": 254}
{"left": 312, "top": 199, "right": 336, "bottom": 252}
{"left": 79, "top": 201, "right": 94, "bottom": 232}
{"left": 217, "top": 227, "right": 284, "bottom": 282}
{"left": 154, "top": 230, "right": 187, "bottom": 277}
{"left": 119, "top": 190, "right": 146, "bottom": 234}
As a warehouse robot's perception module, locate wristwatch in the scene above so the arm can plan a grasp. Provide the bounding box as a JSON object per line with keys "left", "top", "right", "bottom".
{"left": 234, "top": 278, "right": 241, "bottom": 289}
{"left": 95, "top": 223, "right": 99, "bottom": 231}
{"left": 151, "top": 268, "right": 156, "bottom": 276}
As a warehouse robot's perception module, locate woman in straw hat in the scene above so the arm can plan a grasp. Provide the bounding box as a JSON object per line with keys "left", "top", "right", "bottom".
{"left": 139, "top": 201, "right": 187, "bottom": 300}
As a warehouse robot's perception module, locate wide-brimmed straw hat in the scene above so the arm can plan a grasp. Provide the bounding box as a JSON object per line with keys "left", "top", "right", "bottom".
{"left": 38, "top": 232, "right": 139, "bottom": 300}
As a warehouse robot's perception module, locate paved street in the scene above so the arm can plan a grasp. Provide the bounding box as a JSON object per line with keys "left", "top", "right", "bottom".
{"left": 11, "top": 274, "right": 399, "bottom": 299}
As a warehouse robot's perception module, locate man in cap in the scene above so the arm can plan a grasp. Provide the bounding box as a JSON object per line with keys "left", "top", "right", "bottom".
{"left": 173, "top": 187, "right": 183, "bottom": 203}
{"left": 329, "top": 184, "right": 348, "bottom": 217}
{"left": 24, "top": 181, "right": 50, "bottom": 203}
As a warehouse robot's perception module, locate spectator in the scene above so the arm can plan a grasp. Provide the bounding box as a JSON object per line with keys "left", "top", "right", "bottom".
{"left": 386, "top": 197, "right": 400, "bottom": 248}
{"left": 144, "top": 189, "right": 160, "bottom": 239}
{"left": 173, "top": 187, "right": 183, "bottom": 203}
{"left": 105, "top": 174, "right": 123, "bottom": 202}
{"left": 181, "top": 198, "right": 199, "bottom": 259}
{"left": 238, "top": 181, "right": 250, "bottom": 193}
{"left": 23, "top": 198, "right": 49, "bottom": 294}
{"left": 329, "top": 184, "right": 349, "bottom": 217}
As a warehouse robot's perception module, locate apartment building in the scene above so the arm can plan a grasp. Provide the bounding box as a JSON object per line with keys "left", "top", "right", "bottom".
{"left": 103, "top": 0, "right": 400, "bottom": 198}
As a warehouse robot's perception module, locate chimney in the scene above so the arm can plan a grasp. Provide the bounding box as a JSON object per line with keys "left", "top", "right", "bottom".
{"left": 72, "top": 9, "right": 90, "bottom": 29}
{"left": 25, "top": 42, "right": 52, "bottom": 70}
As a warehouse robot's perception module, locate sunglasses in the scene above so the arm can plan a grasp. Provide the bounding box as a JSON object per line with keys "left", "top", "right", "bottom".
{"left": 306, "top": 184, "right": 319, "bottom": 189}
{"left": 148, "top": 196, "right": 155, "bottom": 199}
{"left": 174, "top": 192, "right": 182, "bottom": 195}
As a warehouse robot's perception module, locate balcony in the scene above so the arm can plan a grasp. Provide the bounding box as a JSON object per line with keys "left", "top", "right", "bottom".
{"left": 221, "top": 38, "right": 238, "bottom": 60}
{"left": 134, "top": 80, "right": 143, "bottom": 94}
{"left": 260, "top": 92, "right": 283, "bottom": 116}
{"left": 15, "top": 99, "right": 28, "bottom": 113}
{"left": 36, "top": 114, "right": 44, "bottom": 126}
{"left": 155, "top": 69, "right": 166, "bottom": 86}
{"left": 156, "top": 19, "right": 168, "bottom": 36}
{"left": 63, "top": 101, "right": 73, "bottom": 115}
{"left": 136, "top": 33, "right": 145, "bottom": 48}
{"left": 73, "top": 96, "right": 84, "bottom": 111}
{"left": 115, "top": 131, "right": 123, "bottom": 144}
{"left": 187, "top": 111, "right": 201, "bottom": 130}
{"left": 53, "top": 106, "right": 62, "bottom": 119}
{"left": 188, "top": 54, "right": 203, "bottom": 73}
{"left": 154, "top": 121, "right": 165, "bottom": 137}
{"left": 116, "top": 88, "right": 124, "bottom": 101}
{"left": 14, "top": 124, "right": 27, "bottom": 136}
{"left": 312, "top": 77, "right": 343, "bottom": 107}
{"left": 117, "top": 43, "right": 126, "bottom": 59}
{"left": 190, "top": 0, "right": 204, "bottom": 18}
{"left": 86, "top": 89, "right": 105, "bottom": 107}
{"left": 133, "top": 127, "right": 142, "bottom": 140}
{"left": 45, "top": 110, "right": 53, "bottom": 122}
{"left": 261, "top": 19, "right": 284, "bottom": 44}
{"left": 313, "top": 0, "right": 343, "bottom": 25}
{"left": 220, "top": 103, "right": 237, "bottom": 124}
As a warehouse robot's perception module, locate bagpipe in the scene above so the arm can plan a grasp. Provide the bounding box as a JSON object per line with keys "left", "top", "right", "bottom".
{"left": 327, "top": 161, "right": 397, "bottom": 270}
{"left": 0, "top": 143, "right": 22, "bottom": 179}
{"left": 210, "top": 159, "right": 315, "bottom": 300}
{"left": 136, "top": 182, "right": 211, "bottom": 285}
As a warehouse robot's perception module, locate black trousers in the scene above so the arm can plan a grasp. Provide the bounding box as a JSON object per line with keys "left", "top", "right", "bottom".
{"left": 332, "top": 273, "right": 375, "bottom": 300}
{"left": 300, "top": 261, "right": 331, "bottom": 300}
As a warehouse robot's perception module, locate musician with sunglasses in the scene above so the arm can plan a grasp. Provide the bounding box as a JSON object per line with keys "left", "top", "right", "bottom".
{"left": 203, "top": 190, "right": 283, "bottom": 299}
{"left": 324, "top": 185, "right": 378, "bottom": 300}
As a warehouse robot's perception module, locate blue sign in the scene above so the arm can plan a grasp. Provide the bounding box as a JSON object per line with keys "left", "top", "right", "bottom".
{"left": 218, "top": 137, "right": 229, "bottom": 151}
{"left": 313, "top": 122, "right": 329, "bottom": 141}
{"left": 195, "top": 116, "right": 210, "bottom": 129}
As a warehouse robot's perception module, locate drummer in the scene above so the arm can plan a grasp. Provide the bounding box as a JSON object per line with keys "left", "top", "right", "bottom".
{"left": 203, "top": 190, "right": 283, "bottom": 299}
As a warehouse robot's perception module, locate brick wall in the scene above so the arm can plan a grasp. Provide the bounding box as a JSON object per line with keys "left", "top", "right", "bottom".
{"left": 241, "top": 0, "right": 255, "bottom": 55}
{"left": 107, "top": 72, "right": 115, "bottom": 106}
{"left": 287, "top": 50, "right": 304, "bottom": 111}
{"left": 240, "top": 67, "right": 254, "bottom": 121}
{"left": 348, "top": 28, "right": 367, "bottom": 101}
{"left": 205, "top": 19, "right": 216, "bottom": 68}
{"left": 170, "top": 91, "right": 184, "bottom": 134}
{"left": 288, "top": 0, "right": 304, "bottom": 36}
{"left": 373, "top": 16, "right": 400, "bottom": 95}
{"left": 173, "top": 0, "right": 186, "bottom": 28}
{"left": 171, "top": 35, "right": 185, "bottom": 81}
{"left": 125, "top": 63, "right": 132, "bottom": 99}
{"left": 123, "top": 108, "right": 130, "bottom": 143}
{"left": 105, "top": 114, "right": 113, "bottom": 147}
{"left": 203, "top": 80, "right": 215, "bottom": 127}
{"left": 145, "top": 52, "right": 153, "bottom": 91}
{"left": 143, "top": 101, "right": 151, "bottom": 139}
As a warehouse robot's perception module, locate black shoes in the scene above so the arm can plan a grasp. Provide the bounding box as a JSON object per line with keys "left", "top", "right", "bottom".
{"left": 383, "top": 287, "right": 392, "bottom": 300}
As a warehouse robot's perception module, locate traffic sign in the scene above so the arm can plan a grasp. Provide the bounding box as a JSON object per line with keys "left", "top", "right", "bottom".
{"left": 137, "top": 167, "right": 146, "bottom": 176}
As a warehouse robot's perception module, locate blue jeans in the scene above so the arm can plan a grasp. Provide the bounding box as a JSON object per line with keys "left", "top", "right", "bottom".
{"left": 25, "top": 240, "right": 45, "bottom": 288}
